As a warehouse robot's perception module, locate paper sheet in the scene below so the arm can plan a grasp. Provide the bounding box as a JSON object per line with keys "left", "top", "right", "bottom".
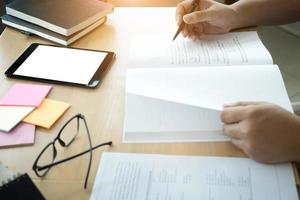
{"left": 23, "top": 98, "right": 70, "bottom": 128}
{"left": 124, "top": 65, "right": 292, "bottom": 142}
{"left": 0, "top": 106, "right": 34, "bottom": 132}
{"left": 0, "top": 123, "right": 35, "bottom": 147}
{"left": 129, "top": 32, "right": 273, "bottom": 68}
{"left": 126, "top": 65, "right": 291, "bottom": 111}
{"left": 124, "top": 94, "right": 226, "bottom": 143}
{"left": 91, "top": 153, "right": 298, "bottom": 200}
{"left": 0, "top": 83, "right": 52, "bottom": 107}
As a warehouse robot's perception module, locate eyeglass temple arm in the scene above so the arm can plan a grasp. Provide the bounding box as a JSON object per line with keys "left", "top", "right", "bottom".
{"left": 37, "top": 141, "right": 112, "bottom": 171}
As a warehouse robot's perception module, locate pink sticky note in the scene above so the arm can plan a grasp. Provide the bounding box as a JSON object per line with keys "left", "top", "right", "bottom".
{"left": 0, "top": 123, "right": 35, "bottom": 148}
{"left": 0, "top": 84, "right": 52, "bottom": 107}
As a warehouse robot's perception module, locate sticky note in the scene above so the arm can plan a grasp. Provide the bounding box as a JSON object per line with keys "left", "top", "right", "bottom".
{"left": 0, "top": 123, "right": 35, "bottom": 148}
{"left": 23, "top": 99, "right": 70, "bottom": 129}
{"left": 0, "top": 106, "right": 35, "bottom": 132}
{"left": 0, "top": 83, "right": 52, "bottom": 107}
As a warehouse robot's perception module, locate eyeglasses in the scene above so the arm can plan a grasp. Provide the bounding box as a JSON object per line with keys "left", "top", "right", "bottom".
{"left": 32, "top": 114, "right": 112, "bottom": 189}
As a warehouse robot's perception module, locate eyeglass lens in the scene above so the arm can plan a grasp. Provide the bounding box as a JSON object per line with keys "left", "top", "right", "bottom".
{"left": 35, "top": 143, "right": 57, "bottom": 176}
{"left": 58, "top": 116, "right": 80, "bottom": 147}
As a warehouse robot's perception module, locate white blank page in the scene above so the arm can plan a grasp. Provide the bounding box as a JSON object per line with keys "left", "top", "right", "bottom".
{"left": 14, "top": 45, "right": 107, "bottom": 84}
{"left": 126, "top": 65, "right": 292, "bottom": 111}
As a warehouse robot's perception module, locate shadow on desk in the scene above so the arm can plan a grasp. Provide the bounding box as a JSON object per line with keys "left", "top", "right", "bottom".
{"left": 0, "top": 24, "right": 4, "bottom": 34}
{"left": 0, "top": 0, "right": 4, "bottom": 34}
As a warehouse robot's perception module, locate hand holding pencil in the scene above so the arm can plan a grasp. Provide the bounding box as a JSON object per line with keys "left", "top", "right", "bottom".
{"left": 174, "top": 0, "right": 240, "bottom": 41}
{"left": 173, "top": 0, "right": 199, "bottom": 41}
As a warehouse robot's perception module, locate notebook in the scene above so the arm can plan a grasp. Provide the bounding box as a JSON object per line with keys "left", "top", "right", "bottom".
{"left": 0, "top": 162, "right": 45, "bottom": 199}
{"left": 91, "top": 153, "right": 298, "bottom": 200}
{"left": 1, "top": 14, "right": 107, "bottom": 46}
{"left": 124, "top": 32, "right": 292, "bottom": 143}
{"left": 6, "top": 0, "right": 114, "bottom": 36}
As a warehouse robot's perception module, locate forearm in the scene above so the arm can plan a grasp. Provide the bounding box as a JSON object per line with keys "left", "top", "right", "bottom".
{"left": 230, "top": 0, "right": 300, "bottom": 29}
{"left": 293, "top": 145, "right": 300, "bottom": 164}
{"left": 292, "top": 117, "right": 300, "bottom": 163}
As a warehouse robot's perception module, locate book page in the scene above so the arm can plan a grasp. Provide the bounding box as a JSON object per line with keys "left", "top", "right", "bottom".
{"left": 91, "top": 153, "right": 298, "bottom": 200}
{"left": 124, "top": 65, "right": 292, "bottom": 142}
{"left": 126, "top": 65, "right": 291, "bottom": 112}
{"left": 124, "top": 94, "right": 226, "bottom": 143}
{"left": 129, "top": 32, "right": 273, "bottom": 67}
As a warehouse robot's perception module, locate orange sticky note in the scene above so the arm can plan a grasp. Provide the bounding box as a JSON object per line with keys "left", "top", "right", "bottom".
{"left": 23, "top": 99, "right": 70, "bottom": 129}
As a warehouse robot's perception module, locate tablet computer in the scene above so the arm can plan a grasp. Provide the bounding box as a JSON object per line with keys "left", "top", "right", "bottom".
{"left": 5, "top": 43, "right": 115, "bottom": 88}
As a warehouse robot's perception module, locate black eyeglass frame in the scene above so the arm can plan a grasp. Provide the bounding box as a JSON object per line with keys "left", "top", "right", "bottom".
{"left": 32, "top": 114, "right": 112, "bottom": 189}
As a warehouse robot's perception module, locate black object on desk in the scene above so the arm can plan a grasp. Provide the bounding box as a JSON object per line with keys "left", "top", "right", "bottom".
{"left": 5, "top": 43, "right": 115, "bottom": 88}
{"left": 0, "top": 173, "right": 45, "bottom": 200}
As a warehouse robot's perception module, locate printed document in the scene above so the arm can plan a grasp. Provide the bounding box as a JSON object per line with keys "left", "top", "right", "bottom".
{"left": 91, "top": 153, "right": 298, "bottom": 200}
{"left": 129, "top": 32, "right": 273, "bottom": 67}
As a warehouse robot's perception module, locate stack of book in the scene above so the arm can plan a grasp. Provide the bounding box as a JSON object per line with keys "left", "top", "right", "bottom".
{"left": 1, "top": 0, "right": 114, "bottom": 45}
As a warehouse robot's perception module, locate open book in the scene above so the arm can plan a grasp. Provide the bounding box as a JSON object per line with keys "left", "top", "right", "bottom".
{"left": 124, "top": 32, "right": 292, "bottom": 143}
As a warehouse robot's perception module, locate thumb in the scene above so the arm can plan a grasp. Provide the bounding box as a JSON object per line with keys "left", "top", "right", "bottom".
{"left": 183, "top": 9, "right": 213, "bottom": 24}
{"left": 223, "top": 101, "right": 261, "bottom": 108}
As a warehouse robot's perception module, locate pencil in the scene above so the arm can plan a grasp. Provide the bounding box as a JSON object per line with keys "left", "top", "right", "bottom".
{"left": 173, "top": 0, "right": 200, "bottom": 41}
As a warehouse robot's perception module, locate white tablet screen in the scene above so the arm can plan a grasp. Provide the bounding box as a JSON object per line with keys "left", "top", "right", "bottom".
{"left": 14, "top": 45, "right": 107, "bottom": 84}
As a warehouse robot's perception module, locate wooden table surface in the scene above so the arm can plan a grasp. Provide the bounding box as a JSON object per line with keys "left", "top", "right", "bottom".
{"left": 0, "top": 7, "right": 298, "bottom": 200}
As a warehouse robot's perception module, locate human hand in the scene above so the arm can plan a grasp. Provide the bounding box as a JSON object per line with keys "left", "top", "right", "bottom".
{"left": 221, "top": 102, "right": 300, "bottom": 163}
{"left": 175, "top": 0, "right": 239, "bottom": 40}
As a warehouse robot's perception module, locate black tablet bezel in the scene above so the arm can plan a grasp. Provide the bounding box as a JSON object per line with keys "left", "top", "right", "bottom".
{"left": 5, "top": 43, "right": 115, "bottom": 88}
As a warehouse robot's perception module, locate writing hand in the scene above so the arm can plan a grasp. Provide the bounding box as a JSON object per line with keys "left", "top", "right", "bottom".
{"left": 176, "top": 0, "right": 239, "bottom": 40}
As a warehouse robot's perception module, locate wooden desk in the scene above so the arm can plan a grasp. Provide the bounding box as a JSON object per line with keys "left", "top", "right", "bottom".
{"left": 0, "top": 8, "right": 297, "bottom": 199}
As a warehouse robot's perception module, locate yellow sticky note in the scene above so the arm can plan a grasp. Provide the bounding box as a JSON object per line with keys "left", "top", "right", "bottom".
{"left": 23, "top": 99, "right": 70, "bottom": 129}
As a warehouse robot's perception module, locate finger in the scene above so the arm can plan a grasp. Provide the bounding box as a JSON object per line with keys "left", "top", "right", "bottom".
{"left": 223, "top": 123, "right": 244, "bottom": 139}
{"left": 202, "top": 24, "right": 228, "bottom": 34}
{"left": 231, "top": 139, "right": 246, "bottom": 151}
{"left": 185, "top": 24, "right": 194, "bottom": 39}
{"left": 192, "top": 24, "right": 204, "bottom": 36}
{"left": 175, "top": 4, "right": 185, "bottom": 25}
{"left": 223, "top": 101, "right": 261, "bottom": 108}
{"left": 190, "top": 35, "right": 197, "bottom": 41}
{"left": 195, "top": 32, "right": 206, "bottom": 40}
{"left": 221, "top": 106, "right": 247, "bottom": 123}
{"left": 191, "top": 30, "right": 203, "bottom": 41}
{"left": 188, "top": 31, "right": 205, "bottom": 40}
{"left": 176, "top": 0, "right": 193, "bottom": 25}
{"left": 183, "top": 9, "right": 214, "bottom": 25}
{"left": 182, "top": 26, "right": 188, "bottom": 37}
